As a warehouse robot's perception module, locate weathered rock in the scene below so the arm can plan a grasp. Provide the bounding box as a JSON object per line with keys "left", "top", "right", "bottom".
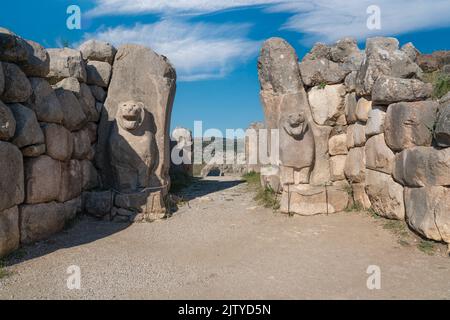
{"left": 344, "top": 71, "right": 357, "bottom": 92}
{"left": 0, "top": 101, "right": 16, "bottom": 140}
{"left": 328, "top": 134, "right": 347, "bottom": 156}
{"left": 355, "top": 98, "right": 372, "bottom": 122}
{"left": 27, "top": 77, "right": 64, "bottom": 123}
{"left": 97, "top": 44, "right": 176, "bottom": 211}
{"left": 86, "top": 60, "right": 112, "bottom": 88}
{"left": 0, "top": 62, "right": 32, "bottom": 103}
{"left": 47, "top": 48, "right": 86, "bottom": 84}
{"left": 330, "top": 38, "right": 364, "bottom": 72}
{"left": 21, "top": 144, "right": 45, "bottom": 157}
{"left": 54, "top": 88, "right": 87, "bottom": 131}
{"left": 344, "top": 147, "right": 365, "bottom": 183}
{"left": 384, "top": 101, "right": 438, "bottom": 151}
{"left": 393, "top": 147, "right": 450, "bottom": 187}
{"left": 0, "top": 62, "right": 4, "bottom": 96}
{"left": 280, "top": 184, "right": 349, "bottom": 215}
{"left": 0, "top": 28, "right": 28, "bottom": 62}
{"left": 24, "top": 155, "right": 61, "bottom": 204}
{"left": 42, "top": 123, "right": 73, "bottom": 161}
{"left": 260, "top": 166, "right": 281, "bottom": 192}
{"left": 372, "top": 76, "right": 432, "bottom": 105}
{"left": 356, "top": 37, "right": 422, "bottom": 97}
{"left": 344, "top": 92, "right": 357, "bottom": 124}
{"left": 346, "top": 125, "right": 355, "bottom": 149}
{"left": 0, "top": 142, "right": 24, "bottom": 211}
{"left": 0, "top": 206, "right": 19, "bottom": 257}
{"left": 401, "top": 42, "right": 420, "bottom": 62}
{"left": 279, "top": 112, "right": 315, "bottom": 169}
{"left": 365, "top": 134, "right": 395, "bottom": 174}
{"left": 82, "top": 191, "right": 112, "bottom": 218}
{"left": 53, "top": 77, "right": 99, "bottom": 123}
{"left": 405, "top": 186, "right": 450, "bottom": 243}
{"left": 299, "top": 58, "right": 347, "bottom": 87}
{"left": 81, "top": 160, "right": 98, "bottom": 191}
{"left": 85, "top": 122, "right": 98, "bottom": 144}
{"left": 302, "top": 43, "right": 331, "bottom": 62}
{"left": 79, "top": 39, "right": 117, "bottom": 64}
{"left": 329, "top": 155, "right": 346, "bottom": 181}
{"left": 365, "top": 107, "right": 386, "bottom": 137}
{"left": 435, "top": 104, "right": 450, "bottom": 147}
{"left": 72, "top": 129, "right": 91, "bottom": 160}
{"left": 19, "top": 40, "right": 50, "bottom": 77}
{"left": 59, "top": 160, "right": 82, "bottom": 202}
{"left": 352, "top": 123, "right": 366, "bottom": 147}
{"left": 310, "top": 125, "right": 332, "bottom": 186}
{"left": 9, "top": 103, "right": 45, "bottom": 148}
{"left": 417, "top": 54, "right": 439, "bottom": 72}
{"left": 309, "top": 84, "right": 346, "bottom": 125}
{"left": 365, "top": 169, "right": 405, "bottom": 220}
{"left": 89, "top": 85, "right": 106, "bottom": 102}
{"left": 19, "top": 198, "right": 80, "bottom": 244}
{"left": 351, "top": 183, "right": 371, "bottom": 209}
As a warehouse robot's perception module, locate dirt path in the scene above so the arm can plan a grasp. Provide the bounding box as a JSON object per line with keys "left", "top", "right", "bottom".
{"left": 1, "top": 176, "right": 450, "bottom": 299}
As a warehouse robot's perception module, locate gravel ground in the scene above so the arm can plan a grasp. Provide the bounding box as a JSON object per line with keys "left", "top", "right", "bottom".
{"left": 1, "top": 176, "right": 450, "bottom": 300}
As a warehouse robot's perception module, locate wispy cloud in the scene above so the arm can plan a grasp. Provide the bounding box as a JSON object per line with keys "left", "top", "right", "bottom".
{"left": 81, "top": 20, "right": 260, "bottom": 81}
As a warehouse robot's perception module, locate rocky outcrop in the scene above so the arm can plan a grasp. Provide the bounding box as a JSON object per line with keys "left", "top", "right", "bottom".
{"left": 47, "top": 48, "right": 86, "bottom": 84}
{"left": 372, "top": 76, "right": 432, "bottom": 105}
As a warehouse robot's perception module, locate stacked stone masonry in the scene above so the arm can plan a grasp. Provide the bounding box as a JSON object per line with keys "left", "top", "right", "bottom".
{"left": 0, "top": 28, "right": 176, "bottom": 257}
{"left": 257, "top": 36, "right": 450, "bottom": 247}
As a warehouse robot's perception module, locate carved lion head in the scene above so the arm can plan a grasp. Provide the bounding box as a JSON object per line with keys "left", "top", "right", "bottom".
{"left": 282, "top": 112, "right": 307, "bottom": 138}
{"left": 117, "top": 101, "right": 145, "bottom": 131}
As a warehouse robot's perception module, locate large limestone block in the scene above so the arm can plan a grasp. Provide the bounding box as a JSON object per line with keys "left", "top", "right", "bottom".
{"left": 53, "top": 77, "right": 99, "bottom": 123}
{"left": 435, "top": 104, "right": 450, "bottom": 147}
{"left": 393, "top": 147, "right": 450, "bottom": 187}
{"left": 58, "top": 160, "right": 82, "bottom": 202}
{"left": 97, "top": 44, "right": 176, "bottom": 196}
{"left": 356, "top": 37, "right": 422, "bottom": 97}
{"left": 0, "top": 206, "right": 19, "bottom": 257}
{"left": 19, "top": 40, "right": 50, "bottom": 77}
{"left": 42, "top": 123, "right": 73, "bottom": 161}
{"left": 9, "top": 103, "right": 45, "bottom": 149}
{"left": 81, "top": 160, "right": 99, "bottom": 191}
{"left": 72, "top": 129, "right": 91, "bottom": 160}
{"left": 28, "top": 77, "right": 64, "bottom": 123}
{"left": 329, "top": 155, "right": 346, "bottom": 181}
{"left": 0, "top": 62, "right": 32, "bottom": 103}
{"left": 401, "top": 42, "right": 420, "bottom": 62}
{"left": 24, "top": 155, "right": 61, "bottom": 204}
{"left": 79, "top": 39, "right": 117, "bottom": 64}
{"left": 82, "top": 191, "right": 112, "bottom": 218}
{"left": 310, "top": 125, "right": 332, "bottom": 186}
{"left": 384, "top": 101, "right": 438, "bottom": 151}
{"left": 54, "top": 88, "right": 87, "bottom": 131}
{"left": 355, "top": 98, "right": 372, "bottom": 122}
{"left": 372, "top": 76, "right": 432, "bottom": 105}
{"left": 89, "top": 85, "right": 106, "bottom": 102}
{"left": 344, "top": 71, "right": 357, "bottom": 92}
{"left": 365, "top": 169, "right": 405, "bottom": 220}
{"left": 280, "top": 184, "right": 349, "bottom": 216}
{"left": 328, "top": 133, "right": 348, "bottom": 156}
{"left": 302, "top": 43, "right": 331, "bottom": 62}
{"left": 86, "top": 60, "right": 112, "bottom": 88}
{"left": 365, "top": 134, "right": 395, "bottom": 174}
{"left": 351, "top": 183, "right": 371, "bottom": 209}
{"left": 0, "top": 28, "right": 28, "bottom": 62}
{"left": 258, "top": 37, "right": 304, "bottom": 94}
{"left": 0, "top": 100, "right": 16, "bottom": 140}
{"left": 344, "top": 92, "right": 357, "bottom": 124}
{"left": 299, "top": 58, "right": 347, "bottom": 87}
{"left": 21, "top": 144, "right": 45, "bottom": 158}
{"left": 344, "top": 147, "right": 365, "bottom": 183}
{"left": 351, "top": 123, "right": 366, "bottom": 147}
{"left": 330, "top": 38, "right": 364, "bottom": 71}
{"left": 0, "top": 142, "right": 24, "bottom": 211}
{"left": 309, "top": 84, "right": 346, "bottom": 125}
{"left": 405, "top": 186, "right": 450, "bottom": 243}
{"left": 47, "top": 48, "right": 86, "bottom": 84}
{"left": 19, "top": 198, "right": 80, "bottom": 244}
{"left": 365, "top": 108, "right": 386, "bottom": 137}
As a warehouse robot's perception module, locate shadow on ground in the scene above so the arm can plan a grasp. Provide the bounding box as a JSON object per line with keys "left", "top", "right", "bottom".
{"left": 4, "top": 177, "right": 244, "bottom": 267}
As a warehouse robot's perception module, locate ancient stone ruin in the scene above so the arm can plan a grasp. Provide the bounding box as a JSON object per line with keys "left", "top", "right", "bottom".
{"left": 257, "top": 37, "right": 450, "bottom": 247}
{"left": 0, "top": 26, "right": 449, "bottom": 259}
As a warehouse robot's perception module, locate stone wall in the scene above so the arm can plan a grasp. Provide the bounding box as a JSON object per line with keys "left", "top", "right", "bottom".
{"left": 0, "top": 28, "right": 175, "bottom": 257}
{"left": 257, "top": 37, "right": 450, "bottom": 245}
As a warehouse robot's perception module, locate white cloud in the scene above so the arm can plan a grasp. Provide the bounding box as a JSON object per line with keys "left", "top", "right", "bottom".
{"left": 82, "top": 20, "right": 260, "bottom": 81}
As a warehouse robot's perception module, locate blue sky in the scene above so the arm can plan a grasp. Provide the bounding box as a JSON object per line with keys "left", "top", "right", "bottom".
{"left": 2, "top": 0, "right": 450, "bottom": 135}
